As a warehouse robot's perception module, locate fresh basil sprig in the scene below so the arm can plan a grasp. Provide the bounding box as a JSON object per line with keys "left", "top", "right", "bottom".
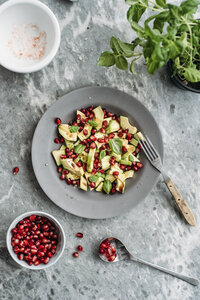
{"left": 98, "top": 0, "right": 200, "bottom": 82}
{"left": 88, "top": 120, "right": 98, "bottom": 127}
{"left": 74, "top": 144, "right": 85, "bottom": 154}
{"left": 69, "top": 126, "right": 80, "bottom": 133}
{"left": 103, "top": 179, "right": 112, "bottom": 194}
{"left": 89, "top": 175, "right": 99, "bottom": 182}
{"left": 109, "top": 138, "right": 122, "bottom": 155}
{"left": 99, "top": 150, "right": 106, "bottom": 159}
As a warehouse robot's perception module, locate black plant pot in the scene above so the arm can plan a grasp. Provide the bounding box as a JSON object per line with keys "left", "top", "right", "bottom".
{"left": 167, "top": 60, "right": 200, "bottom": 94}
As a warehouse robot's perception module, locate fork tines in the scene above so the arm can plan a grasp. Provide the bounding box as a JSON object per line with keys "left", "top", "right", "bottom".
{"left": 137, "top": 135, "right": 159, "bottom": 161}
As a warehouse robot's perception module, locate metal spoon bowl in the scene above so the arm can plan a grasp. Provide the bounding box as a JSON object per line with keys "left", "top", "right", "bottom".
{"left": 99, "top": 237, "right": 199, "bottom": 286}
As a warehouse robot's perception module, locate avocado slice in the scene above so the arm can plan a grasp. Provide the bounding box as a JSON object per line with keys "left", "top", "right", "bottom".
{"left": 103, "top": 117, "right": 112, "bottom": 124}
{"left": 74, "top": 151, "right": 88, "bottom": 164}
{"left": 58, "top": 124, "right": 78, "bottom": 142}
{"left": 61, "top": 158, "right": 83, "bottom": 177}
{"left": 65, "top": 139, "right": 74, "bottom": 150}
{"left": 105, "top": 174, "right": 115, "bottom": 183}
{"left": 120, "top": 116, "right": 137, "bottom": 134}
{"left": 120, "top": 160, "right": 132, "bottom": 166}
{"left": 78, "top": 124, "right": 92, "bottom": 141}
{"left": 134, "top": 131, "right": 145, "bottom": 141}
{"left": 66, "top": 172, "right": 80, "bottom": 180}
{"left": 87, "top": 148, "right": 96, "bottom": 172}
{"left": 77, "top": 110, "right": 86, "bottom": 120}
{"left": 106, "top": 120, "right": 120, "bottom": 134}
{"left": 124, "top": 170, "right": 134, "bottom": 179}
{"left": 116, "top": 178, "right": 125, "bottom": 193}
{"left": 96, "top": 181, "right": 104, "bottom": 192}
{"left": 80, "top": 176, "right": 87, "bottom": 191}
{"left": 130, "top": 138, "right": 138, "bottom": 147}
{"left": 89, "top": 177, "right": 104, "bottom": 191}
{"left": 101, "top": 156, "right": 111, "bottom": 171}
{"left": 127, "top": 145, "right": 136, "bottom": 153}
{"left": 52, "top": 148, "right": 65, "bottom": 166}
{"left": 122, "top": 152, "right": 140, "bottom": 162}
{"left": 93, "top": 106, "right": 104, "bottom": 130}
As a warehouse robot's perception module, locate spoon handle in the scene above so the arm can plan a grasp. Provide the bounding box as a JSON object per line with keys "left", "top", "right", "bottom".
{"left": 130, "top": 255, "right": 199, "bottom": 286}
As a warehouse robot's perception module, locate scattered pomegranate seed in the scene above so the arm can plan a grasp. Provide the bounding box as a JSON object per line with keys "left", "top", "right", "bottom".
{"left": 77, "top": 114, "right": 81, "bottom": 120}
{"left": 91, "top": 128, "right": 97, "bottom": 134}
{"left": 57, "top": 167, "right": 62, "bottom": 173}
{"left": 122, "top": 146, "right": 127, "bottom": 153}
{"left": 133, "top": 166, "right": 138, "bottom": 171}
{"left": 107, "top": 112, "right": 113, "bottom": 117}
{"left": 60, "top": 137, "right": 64, "bottom": 143}
{"left": 116, "top": 117, "right": 120, "bottom": 123}
{"left": 81, "top": 109, "right": 86, "bottom": 113}
{"left": 110, "top": 160, "right": 115, "bottom": 166}
{"left": 108, "top": 133, "right": 114, "bottom": 139}
{"left": 120, "top": 164, "right": 126, "bottom": 170}
{"left": 60, "top": 154, "right": 67, "bottom": 159}
{"left": 113, "top": 171, "right": 119, "bottom": 176}
{"left": 54, "top": 138, "right": 60, "bottom": 144}
{"left": 90, "top": 135, "right": 97, "bottom": 142}
{"left": 137, "top": 162, "right": 143, "bottom": 169}
{"left": 98, "top": 138, "right": 104, "bottom": 143}
{"left": 102, "top": 120, "right": 108, "bottom": 128}
{"left": 90, "top": 182, "right": 96, "bottom": 188}
{"left": 111, "top": 187, "right": 116, "bottom": 194}
{"left": 118, "top": 132, "right": 123, "bottom": 137}
{"left": 90, "top": 142, "right": 96, "bottom": 149}
{"left": 104, "top": 137, "right": 109, "bottom": 144}
{"left": 60, "top": 174, "right": 65, "bottom": 180}
{"left": 55, "top": 118, "right": 61, "bottom": 125}
{"left": 76, "top": 232, "right": 83, "bottom": 238}
{"left": 136, "top": 148, "right": 140, "bottom": 154}
{"left": 92, "top": 169, "right": 97, "bottom": 174}
{"left": 77, "top": 245, "right": 83, "bottom": 252}
{"left": 13, "top": 167, "right": 19, "bottom": 175}
{"left": 73, "top": 252, "right": 79, "bottom": 258}
{"left": 126, "top": 133, "right": 132, "bottom": 140}
{"left": 124, "top": 129, "right": 129, "bottom": 133}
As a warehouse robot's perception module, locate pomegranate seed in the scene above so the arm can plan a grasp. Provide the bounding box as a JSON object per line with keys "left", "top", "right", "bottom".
{"left": 113, "top": 171, "right": 119, "bottom": 176}
{"left": 116, "top": 117, "right": 120, "bottom": 123}
{"left": 42, "top": 225, "right": 49, "bottom": 231}
{"left": 110, "top": 160, "right": 115, "bottom": 166}
{"left": 133, "top": 166, "right": 138, "bottom": 171}
{"left": 83, "top": 129, "right": 88, "bottom": 136}
{"left": 104, "top": 137, "right": 109, "bottom": 144}
{"left": 60, "top": 174, "right": 65, "bottom": 180}
{"left": 60, "top": 137, "right": 64, "bottom": 143}
{"left": 60, "top": 154, "right": 66, "bottom": 159}
{"left": 102, "top": 120, "right": 108, "bottom": 128}
{"left": 108, "top": 133, "right": 114, "bottom": 139}
{"left": 55, "top": 118, "right": 61, "bottom": 125}
{"left": 67, "top": 179, "right": 71, "bottom": 184}
{"left": 137, "top": 162, "right": 143, "bottom": 169}
{"left": 77, "top": 245, "right": 83, "bottom": 252}
{"left": 99, "top": 248, "right": 105, "bottom": 254}
{"left": 91, "top": 129, "right": 97, "bottom": 134}
{"left": 111, "top": 187, "right": 116, "bottom": 194}
{"left": 73, "top": 252, "right": 79, "bottom": 258}
{"left": 18, "top": 254, "right": 24, "bottom": 260}
{"left": 90, "top": 113, "right": 94, "bottom": 118}
{"left": 86, "top": 111, "right": 90, "bottom": 117}
{"left": 138, "top": 143, "right": 142, "bottom": 150}
{"left": 106, "top": 247, "right": 113, "bottom": 256}
{"left": 90, "top": 142, "right": 96, "bottom": 149}
{"left": 31, "top": 249, "right": 37, "bottom": 255}
{"left": 98, "top": 138, "right": 104, "bottom": 143}
{"left": 92, "top": 169, "right": 97, "bottom": 174}
{"left": 127, "top": 133, "right": 132, "bottom": 140}
{"left": 100, "top": 145, "right": 106, "bottom": 150}
{"left": 90, "top": 182, "right": 96, "bottom": 188}
{"left": 76, "top": 232, "right": 83, "bottom": 238}
{"left": 107, "top": 112, "right": 113, "bottom": 117}
{"left": 108, "top": 255, "right": 116, "bottom": 262}
{"left": 122, "top": 146, "right": 127, "bottom": 153}
{"left": 88, "top": 106, "right": 93, "bottom": 111}
{"left": 100, "top": 243, "right": 108, "bottom": 249}
{"left": 57, "top": 167, "right": 63, "bottom": 173}
{"left": 47, "top": 252, "right": 53, "bottom": 258}
{"left": 42, "top": 238, "right": 48, "bottom": 244}
{"left": 13, "top": 167, "right": 19, "bottom": 175}
{"left": 77, "top": 114, "right": 81, "bottom": 120}
{"left": 90, "top": 135, "right": 97, "bottom": 142}
{"left": 76, "top": 161, "right": 82, "bottom": 167}
{"left": 34, "top": 260, "right": 40, "bottom": 266}
{"left": 54, "top": 138, "right": 60, "bottom": 144}
{"left": 118, "top": 132, "right": 123, "bottom": 137}
{"left": 81, "top": 109, "right": 86, "bottom": 113}
{"left": 112, "top": 115, "right": 116, "bottom": 120}
{"left": 124, "top": 129, "right": 129, "bottom": 133}
{"left": 72, "top": 122, "right": 78, "bottom": 126}
{"left": 120, "top": 164, "right": 126, "bottom": 170}
{"left": 100, "top": 128, "right": 105, "bottom": 133}
{"left": 44, "top": 257, "right": 50, "bottom": 264}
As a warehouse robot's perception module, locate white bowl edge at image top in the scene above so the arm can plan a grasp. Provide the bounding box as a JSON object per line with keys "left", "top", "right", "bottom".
{"left": 0, "top": 0, "right": 60, "bottom": 73}
{"left": 6, "top": 211, "right": 66, "bottom": 270}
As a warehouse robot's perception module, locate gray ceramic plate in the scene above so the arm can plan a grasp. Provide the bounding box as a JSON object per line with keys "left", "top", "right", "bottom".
{"left": 32, "top": 86, "right": 163, "bottom": 219}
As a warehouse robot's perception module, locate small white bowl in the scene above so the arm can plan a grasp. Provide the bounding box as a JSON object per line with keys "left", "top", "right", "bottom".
{"left": 0, "top": 0, "right": 60, "bottom": 73}
{"left": 7, "top": 211, "right": 65, "bottom": 270}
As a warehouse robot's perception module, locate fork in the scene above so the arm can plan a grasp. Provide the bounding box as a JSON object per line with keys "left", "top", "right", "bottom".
{"left": 137, "top": 135, "right": 196, "bottom": 226}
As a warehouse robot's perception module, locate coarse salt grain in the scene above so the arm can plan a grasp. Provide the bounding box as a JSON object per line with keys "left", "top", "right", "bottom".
{"left": 8, "top": 23, "right": 47, "bottom": 60}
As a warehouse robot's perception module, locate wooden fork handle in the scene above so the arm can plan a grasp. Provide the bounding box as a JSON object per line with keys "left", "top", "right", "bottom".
{"left": 165, "top": 178, "right": 196, "bottom": 226}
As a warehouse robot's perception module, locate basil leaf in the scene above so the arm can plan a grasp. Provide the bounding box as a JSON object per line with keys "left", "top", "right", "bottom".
{"left": 183, "top": 67, "right": 200, "bottom": 83}
{"left": 69, "top": 126, "right": 80, "bottom": 133}
{"left": 155, "top": 0, "right": 166, "bottom": 7}
{"left": 109, "top": 138, "right": 122, "bottom": 155}
{"left": 99, "top": 150, "right": 106, "bottom": 160}
{"left": 130, "top": 58, "right": 137, "bottom": 74}
{"left": 127, "top": 2, "right": 147, "bottom": 23}
{"left": 110, "top": 36, "right": 122, "bottom": 54}
{"left": 74, "top": 144, "right": 85, "bottom": 154}
{"left": 89, "top": 175, "right": 99, "bottom": 183}
{"left": 98, "top": 51, "right": 115, "bottom": 67}
{"left": 103, "top": 180, "right": 112, "bottom": 194}
{"left": 96, "top": 172, "right": 106, "bottom": 179}
{"left": 129, "top": 155, "right": 134, "bottom": 162}
{"left": 115, "top": 56, "right": 128, "bottom": 70}
{"left": 136, "top": 153, "right": 140, "bottom": 159}
{"left": 88, "top": 120, "right": 98, "bottom": 127}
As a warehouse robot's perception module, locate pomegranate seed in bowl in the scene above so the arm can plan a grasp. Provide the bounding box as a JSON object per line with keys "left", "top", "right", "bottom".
{"left": 7, "top": 212, "right": 65, "bottom": 270}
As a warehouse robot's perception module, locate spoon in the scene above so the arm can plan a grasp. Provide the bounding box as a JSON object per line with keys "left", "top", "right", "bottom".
{"left": 99, "top": 237, "right": 199, "bottom": 286}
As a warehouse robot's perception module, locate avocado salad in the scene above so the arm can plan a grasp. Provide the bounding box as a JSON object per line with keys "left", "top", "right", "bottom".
{"left": 52, "top": 106, "right": 144, "bottom": 195}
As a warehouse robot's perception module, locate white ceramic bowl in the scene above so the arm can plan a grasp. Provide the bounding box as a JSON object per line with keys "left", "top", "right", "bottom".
{"left": 6, "top": 211, "right": 65, "bottom": 270}
{"left": 0, "top": 0, "right": 60, "bottom": 73}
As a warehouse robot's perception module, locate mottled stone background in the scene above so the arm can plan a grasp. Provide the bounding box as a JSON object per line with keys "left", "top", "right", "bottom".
{"left": 0, "top": 0, "right": 200, "bottom": 299}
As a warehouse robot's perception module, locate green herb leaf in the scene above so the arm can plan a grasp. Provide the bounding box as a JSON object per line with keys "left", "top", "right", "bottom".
{"left": 180, "top": 0, "right": 199, "bottom": 14}
{"left": 129, "top": 155, "right": 134, "bottom": 162}
{"left": 89, "top": 175, "right": 99, "bottom": 183}
{"left": 127, "top": 2, "right": 147, "bottom": 24}
{"left": 155, "top": 0, "right": 166, "bottom": 7}
{"left": 115, "top": 56, "right": 128, "bottom": 70}
{"left": 96, "top": 172, "right": 106, "bottom": 179}
{"left": 99, "top": 150, "right": 106, "bottom": 160}
{"left": 88, "top": 120, "right": 98, "bottom": 127}
{"left": 117, "top": 40, "right": 135, "bottom": 57}
{"left": 110, "top": 37, "right": 122, "bottom": 54}
{"left": 70, "top": 126, "right": 80, "bottom": 133}
{"left": 98, "top": 51, "right": 115, "bottom": 67}
{"left": 136, "top": 153, "right": 140, "bottom": 159}
{"left": 129, "top": 58, "right": 138, "bottom": 74}
{"left": 103, "top": 179, "right": 112, "bottom": 194}
{"left": 109, "top": 138, "right": 122, "bottom": 155}
{"left": 74, "top": 144, "right": 85, "bottom": 154}
{"left": 184, "top": 67, "right": 200, "bottom": 83}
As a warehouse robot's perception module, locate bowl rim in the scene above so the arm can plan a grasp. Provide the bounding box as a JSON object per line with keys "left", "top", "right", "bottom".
{"left": 0, "top": 0, "right": 60, "bottom": 73}
{"left": 6, "top": 211, "right": 66, "bottom": 270}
